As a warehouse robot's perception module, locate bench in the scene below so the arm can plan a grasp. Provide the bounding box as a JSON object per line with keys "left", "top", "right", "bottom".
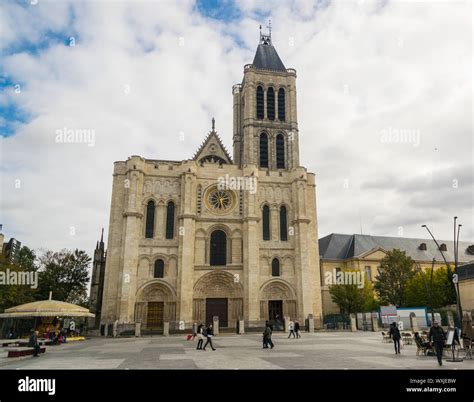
{"left": 7, "top": 347, "right": 46, "bottom": 358}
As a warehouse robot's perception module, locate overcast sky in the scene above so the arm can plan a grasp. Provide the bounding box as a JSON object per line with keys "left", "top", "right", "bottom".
{"left": 0, "top": 0, "right": 472, "bottom": 256}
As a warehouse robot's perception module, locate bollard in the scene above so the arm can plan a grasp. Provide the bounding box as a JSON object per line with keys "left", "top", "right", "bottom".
{"left": 371, "top": 314, "right": 379, "bottom": 332}
{"left": 350, "top": 314, "right": 357, "bottom": 332}
{"left": 238, "top": 319, "right": 245, "bottom": 335}
{"left": 135, "top": 322, "right": 141, "bottom": 337}
{"left": 307, "top": 314, "right": 314, "bottom": 333}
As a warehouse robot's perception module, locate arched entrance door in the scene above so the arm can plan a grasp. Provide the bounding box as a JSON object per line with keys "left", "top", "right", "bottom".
{"left": 135, "top": 281, "right": 176, "bottom": 333}
{"left": 260, "top": 280, "right": 297, "bottom": 330}
{"left": 193, "top": 271, "right": 243, "bottom": 328}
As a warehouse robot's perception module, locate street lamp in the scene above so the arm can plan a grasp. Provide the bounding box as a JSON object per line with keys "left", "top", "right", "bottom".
{"left": 421, "top": 221, "right": 463, "bottom": 327}
{"left": 414, "top": 258, "right": 436, "bottom": 324}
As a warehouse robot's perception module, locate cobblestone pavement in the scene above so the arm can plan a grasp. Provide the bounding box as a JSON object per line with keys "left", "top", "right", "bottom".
{"left": 1, "top": 331, "right": 472, "bottom": 369}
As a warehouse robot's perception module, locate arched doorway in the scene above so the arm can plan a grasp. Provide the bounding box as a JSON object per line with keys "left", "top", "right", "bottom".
{"left": 193, "top": 271, "right": 243, "bottom": 328}
{"left": 260, "top": 279, "right": 297, "bottom": 330}
{"left": 135, "top": 281, "right": 176, "bottom": 333}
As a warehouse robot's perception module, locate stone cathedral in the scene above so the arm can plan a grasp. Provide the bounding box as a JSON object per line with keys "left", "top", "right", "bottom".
{"left": 99, "top": 29, "right": 323, "bottom": 331}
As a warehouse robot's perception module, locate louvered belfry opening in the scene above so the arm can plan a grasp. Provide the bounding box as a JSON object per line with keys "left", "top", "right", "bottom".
{"left": 256, "top": 86, "right": 264, "bottom": 119}
{"left": 278, "top": 88, "right": 285, "bottom": 121}
{"left": 267, "top": 87, "right": 275, "bottom": 120}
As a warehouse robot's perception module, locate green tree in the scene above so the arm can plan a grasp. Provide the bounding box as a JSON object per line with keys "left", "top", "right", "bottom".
{"left": 405, "top": 267, "right": 457, "bottom": 308}
{"left": 329, "top": 276, "right": 379, "bottom": 314}
{"left": 0, "top": 247, "right": 38, "bottom": 312}
{"left": 36, "top": 249, "right": 91, "bottom": 305}
{"left": 374, "top": 249, "right": 415, "bottom": 307}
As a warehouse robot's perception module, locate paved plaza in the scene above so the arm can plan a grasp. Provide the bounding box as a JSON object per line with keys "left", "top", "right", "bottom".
{"left": 1, "top": 331, "right": 473, "bottom": 370}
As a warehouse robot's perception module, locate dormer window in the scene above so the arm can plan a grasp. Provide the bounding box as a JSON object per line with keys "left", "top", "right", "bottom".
{"left": 419, "top": 243, "right": 427, "bottom": 251}
{"left": 439, "top": 243, "right": 447, "bottom": 252}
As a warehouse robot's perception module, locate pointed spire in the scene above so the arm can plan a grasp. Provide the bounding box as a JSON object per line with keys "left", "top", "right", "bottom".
{"left": 253, "top": 20, "right": 286, "bottom": 71}
{"left": 212, "top": 117, "right": 215, "bottom": 132}
{"left": 100, "top": 227, "right": 104, "bottom": 243}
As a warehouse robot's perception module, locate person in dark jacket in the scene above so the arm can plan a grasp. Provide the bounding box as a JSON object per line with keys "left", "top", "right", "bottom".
{"left": 28, "top": 330, "right": 41, "bottom": 357}
{"left": 428, "top": 321, "right": 446, "bottom": 366}
{"left": 389, "top": 322, "right": 401, "bottom": 354}
{"left": 294, "top": 321, "right": 301, "bottom": 338}
{"left": 263, "top": 321, "right": 274, "bottom": 349}
{"left": 203, "top": 324, "right": 216, "bottom": 351}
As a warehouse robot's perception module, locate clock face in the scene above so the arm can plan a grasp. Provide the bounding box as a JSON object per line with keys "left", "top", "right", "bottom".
{"left": 205, "top": 186, "right": 236, "bottom": 214}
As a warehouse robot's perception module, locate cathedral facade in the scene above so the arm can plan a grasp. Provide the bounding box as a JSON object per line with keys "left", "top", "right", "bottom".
{"left": 100, "top": 30, "right": 323, "bottom": 330}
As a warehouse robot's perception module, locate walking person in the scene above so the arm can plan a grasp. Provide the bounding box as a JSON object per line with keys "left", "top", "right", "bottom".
{"left": 288, "top": 320, "right": 296, "bottom": 338}
{"left": 429, "top": 320, "right": 446, "bottom": 366}
{"left": 294, "top": 321, "right": 301, "bottom": 338}
{"left": 203, "top": 324, "right": 216, "bottom": 351}
{"left": 196, "top": 324, "right": 204, "bottom": 350}
{"left": 28, "top": 329, "right": 41, "bottom": 357}
{"left": 389, "top": 322, "right": 401, "bottom": 355}
{"left": 264, "top": 321, "right": 274, "bottom": 349}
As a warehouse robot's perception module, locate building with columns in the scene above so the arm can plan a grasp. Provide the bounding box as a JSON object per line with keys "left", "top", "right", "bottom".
{"left": 100, "top": 29, "right": 323, "bottom": 331}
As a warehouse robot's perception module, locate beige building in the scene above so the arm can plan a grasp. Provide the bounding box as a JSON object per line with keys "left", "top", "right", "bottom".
{"left": 458, "top": 261, "right": 474, "bottom": 312}
{"left": 319, "top": 233, "right": 474, "bottom": 314}
{"left": 100, "top": 30, "right": 322, "bottom": 331}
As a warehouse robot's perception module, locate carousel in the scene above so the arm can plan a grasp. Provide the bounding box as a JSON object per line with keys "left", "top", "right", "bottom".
{"left": 0, "top": 292, "right": 94, "bottom": 345}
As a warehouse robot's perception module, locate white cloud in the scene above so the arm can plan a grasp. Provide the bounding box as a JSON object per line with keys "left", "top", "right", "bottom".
{"left": 0, "top": 0, "right": 472, "bottom": 258}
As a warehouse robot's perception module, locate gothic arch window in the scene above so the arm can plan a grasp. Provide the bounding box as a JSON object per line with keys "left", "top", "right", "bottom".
{"left": 210, "top": 230, "right": 227, "bottom": 266}
{"left": 280, "top": 205, "right": 288, "bottom": 241}
{"left": 271, "top": 258, "right": 280, "bottom": 277}
{"left": 145, "top": 200, "right": 155, "bottom": 238}
{"left": 154, "top": 259, "right": 164, "bottom": 278}
{"left": 276, "top": 134, "right": 285, "bottom": 169}
{"left": 267, "top": 87, "right": 275, "bottom": 120}
{"left": 262, "top": 204, "right": 270, "bottom": 241}
{"left": 278, "top": 88, "right": 286, "bottom": 121}
{"left": 256, "top": 86, "right": 264, "bottom": 119}
{"left": 165, "top": 201, "right": 175, "bottom": 239}
{"left": 259, "top": 133, "right": 269, "bottom": 168}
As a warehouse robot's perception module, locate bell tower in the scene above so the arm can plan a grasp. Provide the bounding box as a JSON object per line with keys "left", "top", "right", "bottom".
{"left": 233, "top": 23, "right": 300, "bottom": 171}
